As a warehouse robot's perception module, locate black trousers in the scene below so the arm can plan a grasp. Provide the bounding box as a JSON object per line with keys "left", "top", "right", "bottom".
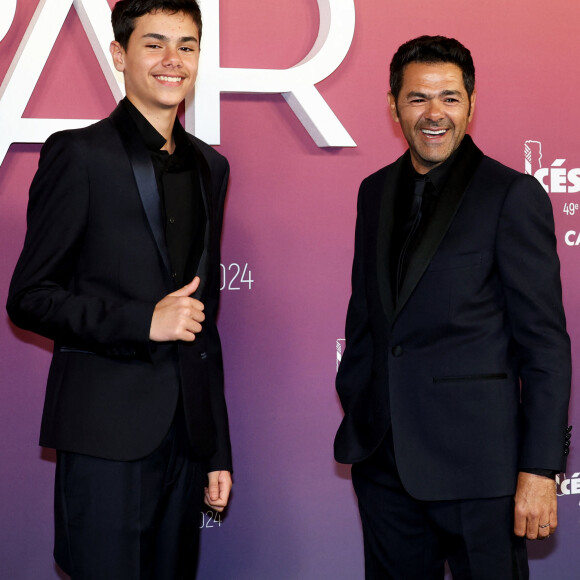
{"left": 351, "top": 431, "right": 528, "bottom": 580}
{"left": 54, "top": 409, "right": 206, "bottom": 580}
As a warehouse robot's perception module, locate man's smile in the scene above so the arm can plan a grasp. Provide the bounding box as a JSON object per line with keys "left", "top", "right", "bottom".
{"left": 421, "top": 128, "right": 448, "bottom": 136}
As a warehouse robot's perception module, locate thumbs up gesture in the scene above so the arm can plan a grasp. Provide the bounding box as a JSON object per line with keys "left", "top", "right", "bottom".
{"left": 149, "top": 277, "right": 205, "bottom": 342}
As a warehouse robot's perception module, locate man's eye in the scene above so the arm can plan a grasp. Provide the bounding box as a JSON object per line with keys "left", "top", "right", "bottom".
{"left": 146, "top": 44, "right": 161, "bottom": 49}
{"left": 179, "top": 47, "right": 195, "bottom": 52}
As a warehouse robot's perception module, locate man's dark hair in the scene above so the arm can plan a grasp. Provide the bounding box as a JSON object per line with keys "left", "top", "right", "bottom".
{"left": 389, "top": 35, "right": 475, "bottom": 100}
{"left": 112, "top": 0, "right": 202, "bottom": 49}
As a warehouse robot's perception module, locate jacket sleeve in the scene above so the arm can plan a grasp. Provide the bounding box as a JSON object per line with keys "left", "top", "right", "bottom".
{"left": 336, "top": 184, "right": 375, "bottom": 414}
{"left": 204, "top": 156, "right": 233, "bottom": 473}
{"left": 496, "top": 173, "right": 571, "bottom": 472}
{"left": 6, "top": 132, "right": 155, "bottom": 360}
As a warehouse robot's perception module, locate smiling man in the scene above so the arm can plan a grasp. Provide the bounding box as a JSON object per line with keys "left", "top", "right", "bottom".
{"left": 335, "top": 36, "right": 572, "bottom": 579}
{"left": 7, "top": 1, "right": 232, "bottom": 578}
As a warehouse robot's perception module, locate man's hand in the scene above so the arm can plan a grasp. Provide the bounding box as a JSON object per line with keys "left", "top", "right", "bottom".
{"left": 149, "top": 277, "right": 205, "bottom": 342}
{"left": 514, "top": 471, "right": 557, "bottom": 540}
{"left": 204, "top": 470, "right": 232, "bottom": 513}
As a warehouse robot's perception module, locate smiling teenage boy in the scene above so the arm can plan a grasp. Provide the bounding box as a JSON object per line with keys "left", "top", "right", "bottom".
{"left": 7, "top": 1, "right": 232, "bottom": 578}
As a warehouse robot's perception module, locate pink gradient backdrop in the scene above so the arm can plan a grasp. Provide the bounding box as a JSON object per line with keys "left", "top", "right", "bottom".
{"left": 1, "top": 1, "right": 579, "bottom": 578}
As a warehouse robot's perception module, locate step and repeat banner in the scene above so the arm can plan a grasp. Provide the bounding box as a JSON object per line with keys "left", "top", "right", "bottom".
{"left": 1, "top": 0, "right": 579, "bottom": 578}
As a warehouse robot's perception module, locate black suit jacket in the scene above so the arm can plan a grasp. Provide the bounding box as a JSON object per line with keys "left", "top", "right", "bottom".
{"left": 7, "top": 102, "right": 232, "bottom": 472}
{"left": 335, "top": 136, "right": 571, "bottom": 501}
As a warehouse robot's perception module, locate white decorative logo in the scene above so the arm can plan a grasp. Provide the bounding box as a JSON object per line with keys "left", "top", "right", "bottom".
{"left": 525, "top": 140, "right": 580, "bottom": 246}
{"left": 525, "top": 140, "right": 580, "bottom": 194}
{"left": 556, "top": 472, "right": 580, "bottom": 498}
{"left": 0, "top": 0, "right": 356, "bottom": 167}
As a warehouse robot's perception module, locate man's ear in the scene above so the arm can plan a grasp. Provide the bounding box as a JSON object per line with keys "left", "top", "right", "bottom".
{"left": 387, "top": 92, "right": 399, "bottom": 123}
{"left": 109, "top": 41, "right": 126, "bottom": 73}
{"left": 468, "top": 89, "right": 477, "bottom": 123}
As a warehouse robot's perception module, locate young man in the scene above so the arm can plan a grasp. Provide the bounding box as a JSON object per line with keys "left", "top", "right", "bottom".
{"left": 335, "top": 36, "right": 571, "bottom": 579}
{"left": 7, "top": 1, "right": 232, "bottom": 577}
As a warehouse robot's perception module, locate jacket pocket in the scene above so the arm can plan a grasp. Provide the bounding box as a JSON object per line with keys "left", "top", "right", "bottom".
{"left": 433, "top": 372, "right": 508, "bottom": 384}
{"left": 59, "top": 346, "right": 97, "bottom": 355}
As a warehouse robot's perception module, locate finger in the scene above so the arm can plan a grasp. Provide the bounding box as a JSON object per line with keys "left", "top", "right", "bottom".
{"left": 537, "top": 510, "right": 552, "bottom": 539}
{"left": 513, "top": 509, "right": 526, "bottom": 538}
{"left": 204, "top": 491, "right": 228, "bottom": 511}
{"left": 526, "top": 513, "right": 540, "bottom": 540}
{"left": 170, "top": 276, "right": 200, "bottom": 297}
{"left": 204, "top": 496, "right": 226, "bottom": 512}
{"left": 189, "top": 301, "right": 205, "bottom": 320}
{"left": 178, "top": 320, "right": 202, "bottom": 340}
{"left": 537, "top": 523, "right": 551, "bottom": 539}
{"left": 549, "top": 505, "right": 558, "bottom": 535}
{"left": 206, "top": 474, "right": 220, "bottom": 501}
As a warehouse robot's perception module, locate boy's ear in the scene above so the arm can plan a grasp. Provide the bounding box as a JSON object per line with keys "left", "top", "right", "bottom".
{"left": 109, "top": 41, "right": 126, "bottom": 73}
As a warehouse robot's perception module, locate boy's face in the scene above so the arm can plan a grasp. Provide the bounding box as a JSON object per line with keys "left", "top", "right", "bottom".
{"left": 110, "top": 10, "right": 199, "bottom": 117}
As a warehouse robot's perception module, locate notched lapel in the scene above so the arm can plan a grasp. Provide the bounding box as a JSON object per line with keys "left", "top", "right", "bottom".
{"left": 110, "top": 104, "right": 172, "bottom": 278}
{"left": 395, "top": 136, "right": 484, "bottom": 318}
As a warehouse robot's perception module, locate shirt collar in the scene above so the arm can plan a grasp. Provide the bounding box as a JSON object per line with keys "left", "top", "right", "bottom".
{"left": 122, "top": 97, "right": 191, "bottom": 155}
{"left": 406, "top": 135, "right": 471, "bottom": 192}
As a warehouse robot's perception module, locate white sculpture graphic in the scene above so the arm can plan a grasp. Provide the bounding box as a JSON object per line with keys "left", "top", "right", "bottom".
{"left": 0, "top": 0, "right": 356, "bottom": 167}
{"left": 0, "top": 0, "right": 17, "bottom": 43}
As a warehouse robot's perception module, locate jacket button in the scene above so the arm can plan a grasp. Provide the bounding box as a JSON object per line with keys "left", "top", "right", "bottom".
{"left": 392, "top": 345, "right": 403, "bottom": 357}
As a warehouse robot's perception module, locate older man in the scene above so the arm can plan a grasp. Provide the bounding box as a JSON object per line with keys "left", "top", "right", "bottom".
{"left": 335, "top": 35, "right": 571, "bottom": 579}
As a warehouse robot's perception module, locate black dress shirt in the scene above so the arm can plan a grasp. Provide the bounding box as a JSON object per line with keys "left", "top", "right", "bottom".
{"left": 123, "top": 98, "right": 205, "bottom": 289}
{"left": 391, "top": 140, "right": 462, "bottom": 296}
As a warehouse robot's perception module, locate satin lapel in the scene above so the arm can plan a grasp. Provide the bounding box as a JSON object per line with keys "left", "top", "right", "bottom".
{"left": 377, "top": 156, "right": 406, "bottom": 325}
{"left": 188, "top": 138, "right": 212, "bottom": 301}
{"left": 395, "top": 137, "right": 484, "bottom": 318}
{"left": 110, "top": 104, "right": 172, "bottom": 277}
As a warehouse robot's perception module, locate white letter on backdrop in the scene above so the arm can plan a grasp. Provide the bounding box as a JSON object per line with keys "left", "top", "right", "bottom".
{"left": 189, "top": 0, "right": 356, "bottom": 147}
{"left": 0, "top": 0, "right": 123, "bottom": 165}
{"left": 0, "top": 0, "right": 18, "bottom": 42}
{"left": 0, "top": 0, "right": 355, "bottom": 166}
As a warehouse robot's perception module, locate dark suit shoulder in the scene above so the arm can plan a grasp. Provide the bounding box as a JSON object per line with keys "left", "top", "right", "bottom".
{"left": 475, "top": 155, "right": 548, "bottom": 204}
{"left": 41, "top": 118, "right": 119, "bottom": 158}
{"left": 360, "top": 162, "right": 397, "bottom": 190}
{"left": 47, "top": 117, "right": 114, "bottom": 142}
{"left": 356, "top": 157, "right": 404, "bottom": 213}
{"left": 187, "top": 133, "right": 229, "bottom": 170}
{"left": 478, "top": 155, "right": 535, "bottom": 184}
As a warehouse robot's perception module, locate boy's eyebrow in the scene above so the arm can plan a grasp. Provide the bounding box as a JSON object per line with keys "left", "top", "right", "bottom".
{"left": 142, "top": 33, "right": 198, "bottom": 44}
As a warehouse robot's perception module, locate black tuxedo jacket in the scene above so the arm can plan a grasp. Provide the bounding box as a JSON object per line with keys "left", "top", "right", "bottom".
{"left": 335, "top": 136, "right": 571, "bottom": 501}
{"left": 7, "top": 102, "right": 232, "bottom": 472}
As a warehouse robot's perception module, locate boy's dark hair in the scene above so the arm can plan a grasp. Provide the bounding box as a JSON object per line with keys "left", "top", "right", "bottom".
{"left": 390, "top": 36, "right": 475, "bottom": 100}
{"left": 112, "top": 0, "right": 202, "bottom": 49}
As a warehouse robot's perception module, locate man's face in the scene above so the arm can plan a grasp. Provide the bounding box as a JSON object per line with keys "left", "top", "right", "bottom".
{"left": 110, "top": 10, "right": 199, "bottom": 117}
{"left": 388, "top": 62, "right": 476, "bottom": 174}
